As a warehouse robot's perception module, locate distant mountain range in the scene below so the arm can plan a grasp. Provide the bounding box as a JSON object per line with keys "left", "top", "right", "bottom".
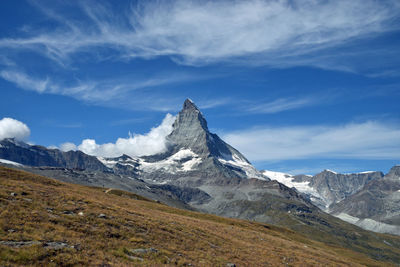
{"left": 1, "top": 99, "right": 399, "bottom": 237}
{"left": 262, "top": 168, "right": 400, "bottom": 235}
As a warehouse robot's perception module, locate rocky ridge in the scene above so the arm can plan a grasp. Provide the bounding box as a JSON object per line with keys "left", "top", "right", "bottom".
{"left": 330, "top": 166, "right": 400, "bottom": 235}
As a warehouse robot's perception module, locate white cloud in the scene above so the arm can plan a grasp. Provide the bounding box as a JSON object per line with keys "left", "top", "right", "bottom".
{"left": 0, "top": 70, "right": 50, "bottom": 93}
{"left": 197, "top": 98, "right": 232, "bottom": 109}
{"left": 63, "top": 113, "right": 176, "bottom": 157}
{"left": 0, "top": 69, "right": 191, "bottom": 111}
{"left": 0, "top": 117, "right": 30, "bottom": 141}
{"left": 247, "top": 97, "right": 316, "bottom": 114}
{"left": 60, "top": 142, "right": 77, "bottom": 152}
{"left": 0, "top": 0, "right": 398, "bottom": 69}
{"left": 222, "top": 121, "right": 400, "bottom": 161}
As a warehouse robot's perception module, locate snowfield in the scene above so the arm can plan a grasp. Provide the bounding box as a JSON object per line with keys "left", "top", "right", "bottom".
{"left": 140, "top": 149, "right": 202, "bottom": 173}
{"left": 0, "top": 158, "right": 23, "bottom": 167}
{"left": 218, "top": 153, "right": 266, "bottom": 180}
{"left": 262, "top": 170, "right": 323, "bottom": 203}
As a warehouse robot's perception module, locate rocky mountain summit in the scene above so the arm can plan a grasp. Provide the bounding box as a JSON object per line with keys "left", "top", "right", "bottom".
{"left": 137, "top": 99, "right": 265, "bottom": 181}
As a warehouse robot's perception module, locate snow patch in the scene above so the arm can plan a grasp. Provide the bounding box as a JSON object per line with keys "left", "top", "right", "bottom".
{"left": 97, "top": 156, "right": 139, "bottom": 169}
{"left": 169, "top": 149, "right": 197, "bottom": 161}
{"left": 262, "top": 170, "right": 322, "bottom": 201}
{"left": 182, "top": 157, "right": 202, "bottom": 171}
{"left": 358, "top": 219, "right": 400, "bottom": 236}
{"left": 147, "top": 179, "right": 171, "bottom": 185}
{"left": 262, "top": 170, "right": 292, "bottom": 182}
{"left": 334, "top": 213, "right": 360, "bottom": 224}
{"left": 0, "top": 159, "right": 23, "bottom": 167}
{"left": 357, "top": 171, "right": 376, "bottom": 174}
{"left": 140, "top": 149, "right": 202, "bottom": 173}
{"left": 324, "top": 169, "right": 337, "bottom": 174}
{"left": 334, "top": 213, "right": 400, "bottom": 235}
{"left": 97, "top": 157, "right": 117, "bottom": 168}
{"left": 218, "top": 153, "right": 265, "bottom": 179}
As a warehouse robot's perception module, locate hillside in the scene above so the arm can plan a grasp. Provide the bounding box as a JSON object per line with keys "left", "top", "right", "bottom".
{"left": 1, "top": 167, "right": 400, "bottom": 266}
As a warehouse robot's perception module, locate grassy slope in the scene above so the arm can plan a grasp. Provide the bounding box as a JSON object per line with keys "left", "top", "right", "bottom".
{"left": 0, "top": 166, "right": 398, "bottom": 266}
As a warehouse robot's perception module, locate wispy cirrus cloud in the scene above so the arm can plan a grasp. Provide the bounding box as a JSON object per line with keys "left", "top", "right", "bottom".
{"left": 222, "top": 121, "right": 400, "bottom": 161}
{"left": 197, "top": 98, "right": 233, "bottom": 109}
{"left": 0, "top": 70, "right": 51, "bottom": 93}
{"left": 4, "top": 68, "right": 312, "bottom": 114}
{"left": 247, "top": 97, "right": 316, "bottom": 114}
{"left": 0, "top": 0, "right": 399, "bottom": 113}
{"left": 0, "top": 0, "right": 398, "bottom": 70}
{"left": 0, "top": 69, "right": 195, "bottom": 111}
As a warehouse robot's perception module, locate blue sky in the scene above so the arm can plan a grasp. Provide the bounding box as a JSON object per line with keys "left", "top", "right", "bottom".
{"left": 0, "top": 0, "right": 399, "bottom": 174}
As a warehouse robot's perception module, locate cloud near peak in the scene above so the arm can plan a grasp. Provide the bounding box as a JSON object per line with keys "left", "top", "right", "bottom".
{"left": 0, "top": 117, "right": 30, "bottom": 141}
{"left": 60, "top": 114, "right": 176, "bottom": 157}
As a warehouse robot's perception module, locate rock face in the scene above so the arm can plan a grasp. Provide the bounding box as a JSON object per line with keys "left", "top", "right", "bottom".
{"left": 168, "top": 99, "right": 244, "bottom": 160}
{"left": 0, "top": 138, "right": 108, "bottom": 172}
{"left": 138, "top": 99, "right": 265, "bottom": 181}
{"left": 330, "top": 166, "right": 400, "bottom": 235}
{"left": 262, "top": 169, "right": 383, "bottom": 210}
{"left": 385, "top": 165, "right": 400, "bottom": 180}
{"left": 309, "top": 170, "right": 384, "bottom": 208}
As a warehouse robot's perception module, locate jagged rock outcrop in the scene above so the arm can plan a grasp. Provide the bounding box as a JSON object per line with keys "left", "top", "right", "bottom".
{"left": 309, "top": 170, "right": 384, "bottom": 208}
{"left": 261, "top": 169, "right": 383, "bottom": 210}
{"left": 0, "top": 138, "right": 108, "bottom": 172}
{"left": 330, "top": 165, "right": 400, "bottom": 235}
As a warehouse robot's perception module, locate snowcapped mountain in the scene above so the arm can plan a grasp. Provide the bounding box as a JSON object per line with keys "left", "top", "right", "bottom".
{"left": 262, "top": 169, "right": 384, "bottom": 210}
{"left": 261, "top": 167, "right": 400, "bottom": 235}
{"left": 154, "top": 99, "right": 266, "bottom": 180}
{"left": 261, "top": 170, "right": 325, "bottom": 205}
{"left": 309, "top": 169, "right": 384, "bottom": 209}
{"left": 100, "top": 99, "right": 266, "bottom": 182}
{"left": 330, "top": 165, "right": 400, "bottom": 235}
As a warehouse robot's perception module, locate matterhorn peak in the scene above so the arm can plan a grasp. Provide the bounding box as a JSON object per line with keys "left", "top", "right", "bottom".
{"left": 149, "top": 99, "right": 265, "bottom": 180}
{"left": 183, "top": 98, "right": 199, "bottom": 111}
{"left": 180, "top": 98, "right": 205, "bottom": 122}
{"left": 170, "top": 99, "right": 209, "bottom": 140}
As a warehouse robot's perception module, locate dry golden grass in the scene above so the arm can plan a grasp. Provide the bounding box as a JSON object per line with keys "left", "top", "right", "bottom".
{"left": 0, "top": 166, "right": 396, "bottom": 266}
